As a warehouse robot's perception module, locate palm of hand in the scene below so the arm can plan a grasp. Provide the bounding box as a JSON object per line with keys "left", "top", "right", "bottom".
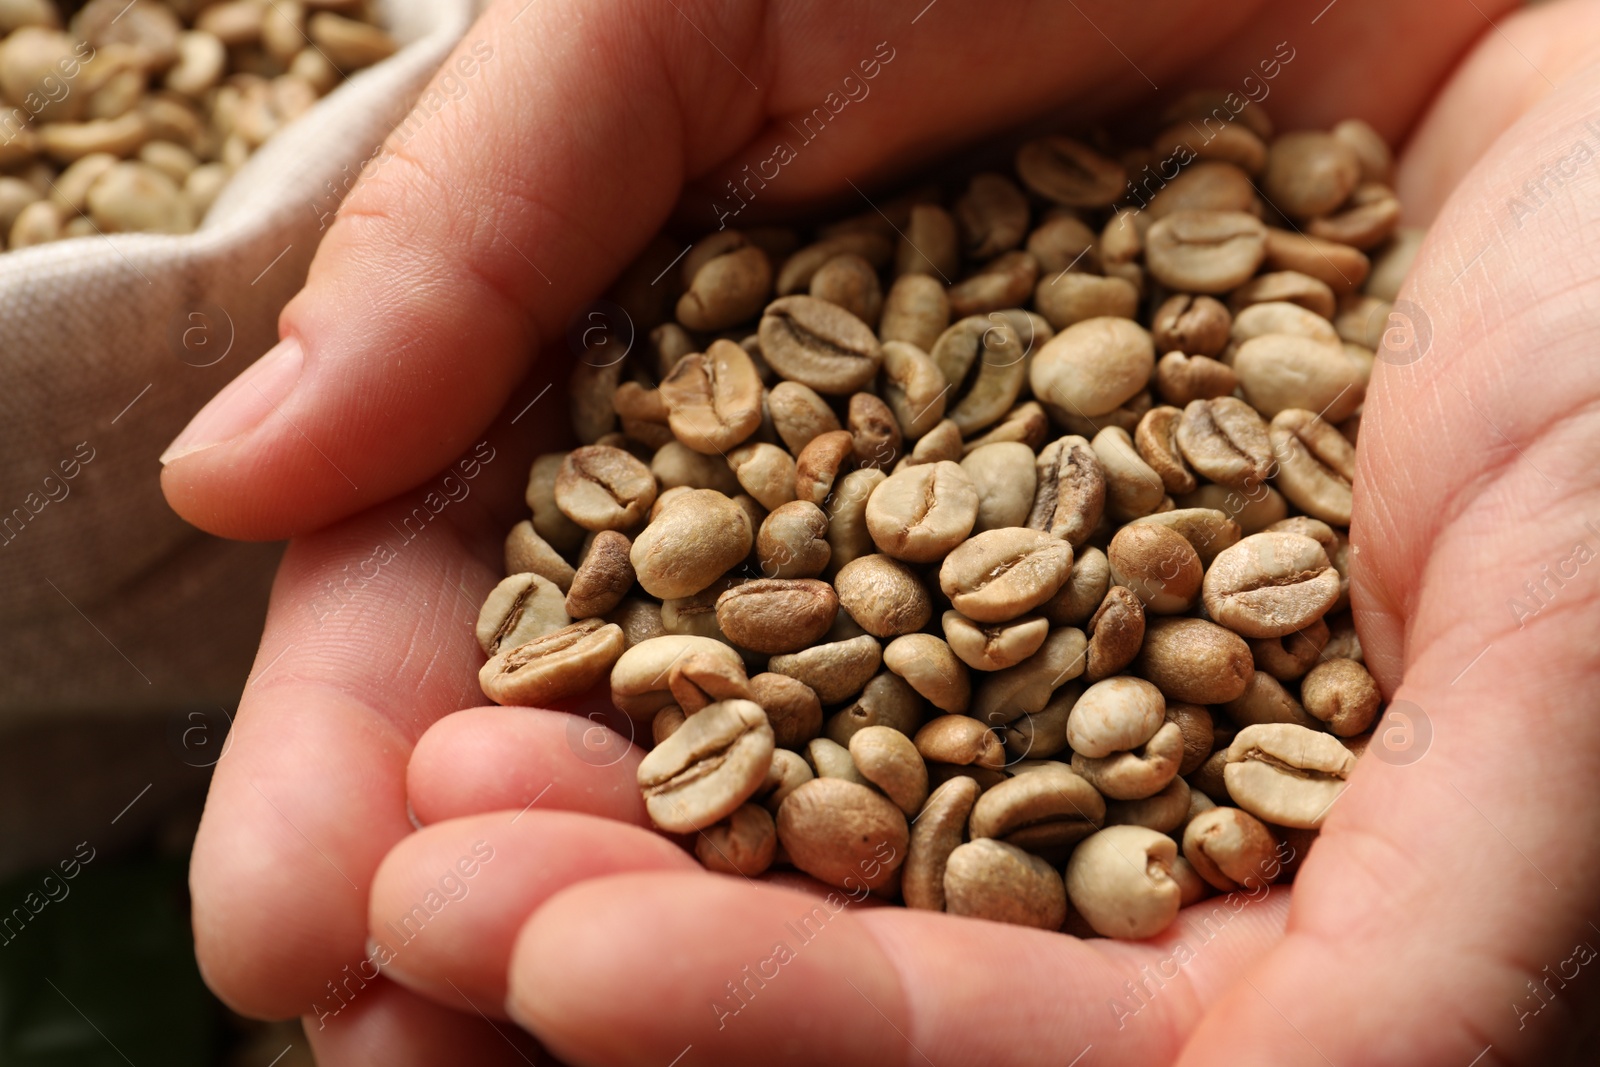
{"left": 178, "top": 1, "right": 1600, "bottom": 1064}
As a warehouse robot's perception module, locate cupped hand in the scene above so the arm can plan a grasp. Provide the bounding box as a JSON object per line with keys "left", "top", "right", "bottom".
{"left": 172, "top": 0, "right": 1600, "bottom": 1063}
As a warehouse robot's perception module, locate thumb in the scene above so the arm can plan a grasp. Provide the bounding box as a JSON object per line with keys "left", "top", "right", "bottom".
{"left": 159, "top": 0, "right": 767, "bottom": 540}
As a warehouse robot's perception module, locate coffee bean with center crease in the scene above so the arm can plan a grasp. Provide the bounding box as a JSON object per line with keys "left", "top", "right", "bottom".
{"left": 1144, "top": 210, "right": 1267, "bottom": 293}
{"left": 1134, "top": 405, "right": 1197, "bottom": 495}
{"left": 1202, "top": 531, "right": 1341, "bottom": 638}
{"left": 944, "top": 838, "right": 1068, "bottom": 930}
{"left": 554, "top": 445, "right": 658, "bottom": 532}
{"left": 794, "top": 429, "right": 856, "bottom": 507}
{"left": 878, "top": 340, "right": 949, "bottom": 438}
{"left": 1028, "top": 435, "right": 1106, "bottom": 545}
{"left": 1066, "top": 825, "right": 1182, "bottom": 939}
{"left": 611, "top": 635, "right": 743, "bottom": 719}
{"left": 1181, "top": 806, "right": 1280, "bottom": 892}
{"left": 630, "top": 489, "right": 752, "bottom": 599}
{"left": 942, "top": 611, "right": 1050, "bottom": 672}
{"left": 1224, "top": 722, "right": 1355, "bottom": 829}
{"left": 969, "top": 762, "right": 1105, "bottom": 851}
{"left": 914, "top": 714, "right": 1006, "bottom": 769}
{"left": 667, "top": 649, "right": 752, "bottom": 715}
{"left": 637, "top": 699, "right": 774, "bottom": 832}
{"left": 1270, "top": 408, "right": 1356, "bottom": 525}
{"left": 759, "top": 294, "right": 883, "bottom": 395}
{"left": 1071, "top": 720, "right": 1183, "bottom": 800}
{"left": 1151, "top": 294, "right": 1231, "bottom": 357}
{"left": 1014, "top": 135, "right": 1126, "bottom": 207}
{"left": 777, "top": 777, "right": 908, "bottom": 891}
{"left": 677, "top": 239, "right": 772, "bottom": 331}
{"left": 1133, "top": 616, "right": 1254, "bottom": 705}
{"left": 1176, "top": 396, "right": 1273, "bottom": 490}
{"left": 747, "top": 672, "right": 823, "bottom": 749}
{"left": 865, "top": 460, "right": 979, "bottom": 563}
{"left": 834, "top": 554, "right": 932, "bottom": 638}
{"left": 479, "top": 618, "right": 625, "bottom": 707}
{"left": 476, "top": 573, "right": 570, "bottom": 656}
{"left": 1155, "top": 352, "right": 1238, "bottom": 407}
{"left": 903, "top": 775, "right": 979, "bottom": 911}
{"left": 939, "top": 527, "right": 1074, "bottom": 623}
{"left": 715, "top": 579, "right": 838, "bottom": 655}
{"left": 929, "top": 316, "right": 1027, "bottom": 434}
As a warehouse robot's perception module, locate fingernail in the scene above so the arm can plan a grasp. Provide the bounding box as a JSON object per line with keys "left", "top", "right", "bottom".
{"left": 160, "top": 337, "right": 304, "bottom": 465}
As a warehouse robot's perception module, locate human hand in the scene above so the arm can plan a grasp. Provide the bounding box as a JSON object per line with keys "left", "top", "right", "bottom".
{"left": 173, "top": 0, "right": 1600, "bottom": 1062}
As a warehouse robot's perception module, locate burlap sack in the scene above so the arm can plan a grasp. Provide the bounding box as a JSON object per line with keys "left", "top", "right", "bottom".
{"left": 0, "top": 0, "right": 477, "bottom": 723}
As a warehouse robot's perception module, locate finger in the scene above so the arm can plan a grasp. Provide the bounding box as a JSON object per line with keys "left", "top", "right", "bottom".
{"left": 158, "top": 0, "right": 1507, "bottom": 542}
{"left": 303, "top": 973, "right": 549, "bottom": 1066}
{"left": 1179, "top": 56, "right": 1600, "bottom": 1067}
{"left": 367, "top": 811, "right": 696, "bottom": 1015}
{"left": 407, "top": 706, "right": 647, "bottom": 827}
{"left": 507, "top": 871, "right": 1290, "bottom": 1066}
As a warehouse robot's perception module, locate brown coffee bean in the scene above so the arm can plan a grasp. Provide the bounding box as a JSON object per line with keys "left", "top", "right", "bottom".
{"left": 883, "top": 634, "right": 971, "bottom": 714}
{"left": 1029, "top": 316, "right": 1154, "bottom": 419}
{"left": 896, "top": 203, "right": 959, "bottom": 278}
{"left": 1203, "top": 532, "right": 1341, "bottom": 638}
{"left": 1235, "top": 333, "right": 1363, "bottom": 423}
{"left": 1270, "top": 408, "right": 1356, "bottom": 525}
{"left": 794, "top": 430, "right": 856, "bottom": 506}
{"left": 905, "top": 419, "right": 965, "bottom": 465}
{"left": 480, "top": 618, "right": 625, "bottom": 707}
{"left": 1025, "top": 213, "right": 1100, "bottom": 274}
{"left": 504, "top": 521, "right": 578, "bottom": 593}
{"left": 776, "top": 777, "right": 908, "bottom": 891}
{"left": 939, "top": 527, "right": 1074, "bottom": 624}
{"left": 970, "top": 762, "right": 1103, "bottom": 848}
{"left": 1144, "top": 160, "right": 1258, "bottom": 219}
{"left": 777, "top": 232, "right": 894, "bottom": 294}
{"left": 677, "top": 239, "right": 771, "bottom": 331}
{"left": 653, "top": 706, "right": 686, "bottom": 745}
{"left": 657, "top": 339, "right": 765, "bottom": 455}
{"left": 849, "top": 392, "right": 902, "bottom": 470}
{"left": 1300, "top": 658, "right": 1381, "bottom": 737}
{"left": 638, "top": 699, "right": 773, "bottom": 832}
{"left": 1107, "top": 523, "right": 1202, "bottom": 615}
{"left": 1332, "top": 118, "right": 1391, "bottom": 183}
{"left": 1261, "top": 131, "right": 1361, "bottom": 219}
{"left": 825, "top": 468, "right": 887, "bottom": 574}
{"left": 1001, "top": 685, "right": 1078, "bottom": 761}
{"left": 568, "top": 358, "right": 622, "bottom": 444}
{"left": 759, "top": 294, "right": 883, "bottom": 395}
{"left": 667, "top": 650, "right": 752, "bottom": 715}
{"left": 1039, "top": 546, "right": 1110, "bottom": 627}
{"left": 1134, "top": 406, "right": 1197, "bottom": 495}
{"left": 1224, "top": 722, "right": 1354, "bottom": 829}
{"left": 835, "top": 554, "right": 932, "bottom": 638}
{"left": 1249, "top": 618, "right": 1330, "bottom": 682}
{"left": 806, "top": 736, "right": 865, "bottom": 784}
{"left": 1263, "top": 227, "right": 1371, "bottom": 293}
{"left": 1027, "top": 435, "right": 1106, "bottom": 545}
{"left": 768, "top": 380, "right": 842, "bottom": 453}
{"left": 942, "top": 611, "right": 1050, "bottom": 673}
{"left": 963, "top": 400, "right": 1050, "bottom": 454}
{"left": 476, "top": 573, "right": 571, "bottom": 657}
{"left": 962, "top": 442, "right": 1038, "bottom": 532}
{"left": 1105, "top": 776, "right": 1192, "bottom": 834}
{"left": 1093, "top": 427, "right": 1166, "bottom": 520}
{"left": 747, "top": 672, "right": 823, "bottom": 749}
{"left": 1229, "top": 271, "right": 1337, "bottom": 321}
{"left": 1153, "top": 119, "right": 1267, "bottom": 172}
{"left": 630, "top": 490, "right": 752, "bottom": 599}
{"left": 606, "top": 597, "right": 666, "bottom": 648}
{"left": 1155, "top": 352, "right": 1238, "bottom": 407}
{"left": 929, "top": 315, "right": 1027, "bottom": 434}
{"left": 1133, "top": 616, "right": 1254, "bottom": 705}
{"left": 903, "top": 775, "right": 979, "bottom": 911}
{"left": 755, "top": 501, "right": 830, "bottom": 580}
{"left": 696, "top": 803, "right": 777, "bottom": 876}
{"left": 659, "top": 575, "right": 736, "bottom": 644}
{"left": 1144, "top": 210, "right": 1267, "bottom": 293}
{"left": 878, "top": 340, "right": 948, "bottom": 439}
{"left": 1034, "top": 271, "right": 1139, "bottom": 331}
{"left": 1085, "top": 586, "right": 1144, "bottom": 682}
{"left": 810, "top": 252, "right": 883, "bottom": 325}
{"left": 865, "top": 461, "right": 979, "bottom": 563}
{"left": 722, "top": 441, "right": 794, "bottom": 513}
{"left": 1151, "top": 294, "right": 1231, "bottom": 357}
{"left": 651, "top": 440, "right": 742, "bottom": 496}
{"left": 1065, "top": 825, "right": 1182, "bottom": 939}
{"left": 970, "top": 627, "right": 1088, "bottom": 726}
{"left": 1165, "top": 703, "right": 1215, "bottom": 777}
{"left": 768, "top": 634, "right": 882, "bottom": 704}
{"left": 827, "top": 671, "right": 926, "bottom": 745}
{"left": 1176, "top": 396, "right": 1273, "bottom": 490}
{"left": 715, "top": 579, "right": 837, "bottom": 655}
{"left": 878, "top": 273, "right": 950, "bottom": 352}
{"left": 914, "top": 714, "right": 1005, "bottom": 769}
{"left": 1181, "top": 806, "right": 1279, "bottom": 891}
{"left": 1015, "top": 135, "right": 1125, "bottom": 207}
{"left": 1175, "top": 482, "right": 1289, "bottom": 536}
{"left": 1221, "top": 671, "right": 1321, "bottom": 731}
{"left": 944, "top": 839, "right": 1068, "bottom": 929}
{"left": 950, "top": 250, "right": 1040, "bottom": 317}
{"left": 849, "top": 725, "right": 929, "bottom": 816}
{"left": 1071, "top": 720, "right": 1183, "bottom": 800}
{"left": 611, "top": 635, "right": 742, "bottom": 719}
{"left": 562, "top": 531, "right": 635, "bottom": 619}
{"left": 954, "top": 172, "right": 1029, "bottom": 256}
{"left": 554, "top": 445, "right": 657, "bottom": 533}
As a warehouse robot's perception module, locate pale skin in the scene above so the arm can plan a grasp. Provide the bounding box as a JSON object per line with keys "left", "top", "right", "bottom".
{"left": 159, "top": 0, "right": 1600, "bottom": 1063}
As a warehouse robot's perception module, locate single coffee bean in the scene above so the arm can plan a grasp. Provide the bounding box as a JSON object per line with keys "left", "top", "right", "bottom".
{"left": 503, "top": 521, "right": 577, "bottom": 593}
{"left": 757, "top": 748, "right": 815, "bottom": 812}
{"left": 883, "top": 634, "right": 972, "bottom": 714}
{"left": 1269, "top": 408, "right": 1356, "bottom": 525}
{"left": 878, "top": 273, "right": 951, "bottom": 352}
{"left": 942, "top": 611, "right": 1050, "bottom": 673}
{"left": 1065, "top": 825, "right": 1182, "bottom": 939}
{"left": 554, "top": 445, "right": 657, "bottom": 533}
{"left": 768, "top": 634, "right": 883, "bottom": 704}
{"left": 1230, "top": 272, "right": 1337, "bottom": 320}
{"left": 1261, "top": 130, "right": 1361, "bottom": 219}
{"left": 611, "top": 635, "right": 744, "bottom": 719}
{"left": 1029, "top": 316, "right": 1154, "bottom": 419}
{"left": 1134, "top": 405, "right": 1197, "bottom": 495}
{"left": 479, "top": 617, "right": 624, "bottom": 707}
{"left": 928, "top": 316, "right": 1027, "bottom": 434}
{"left": 1126, "top": 507, "right": 1242, "bottom": 566}
{"left": 955, "top": 171, "right": 1030, "bottom": 256}
{"left": 1224, "top": 722, "right": 1355, "bottom": 829}
{"left": 727, "top": 442, "right": 798, "bottom": 512}
{"left": 653, "top": 706, "right": 686, "bottom": 744}
{"left": 1248, "top": 618, "right": 1330, "bottom": 681}
{"left": 747, "top": 672, "right": 823, "bottom": 749}
{"left": 794, "top": 429, "right": 857, "bottom": 507}
{"left": 768, "top": 380, "right": 843, "bottom": 453}
{"left": 970, "top": 625, "right": 1089, "bottom": 726}
{"left": 1176, "top": 397, "right": 1273, "bottom": 490}
{"left": 1085, "top": 585, "right": 1144, "bottom": 681}
{"left": 630, "top": 489, "right": 753, "bottom": 599}
{"left": 637, "top": 699, "right": 772, "bottom": 833}
{"left": 715, "top": 579, "right": 838, "bottom": 655}
{"left": 1331, "top": 118, "right": 1392, "bottom": 182}
{"left": 1039, "top": 546, "right": 1110, "bottom": 627}
{"left": 960, "top": 441, "right": 1038, "bottom": 533}
{"left": 970, "top": 762, "right": 1104, "bottom": 848}
{"left": 1151, "top": 294, "right": 1231, "bottom": 357}
{"left": 896, "top": 202, "right": 959, "bottom": 278}
{"left": 1015, "top": 135, "right": 1125, "bottom": 207}
{"left": 834, "top": 554, "right": 932, "bottom": 638}
{"left": 1202, "top": 531, "right": 1341, "bottom": 638}
{"left": 1071, "top": 720, "right": 1184, "bottom": 800}
{"left": 826, "top": 467, "right": 888, "bottom": 574}
{"left": 1220, "top": 671, "right": 1321, "bottom": 731}
{"left": 1133, "top": 616, "right": 1255, "bottom": 704}
{"left": 939, "top": 527, "right": 1074, "bottom": 624}
{"left": 1028, "top": 435, "right": 1106, "bottom": 545}
{"left": 914, "top": 715, "right": 1006, "bottom": 770}
{"left": 1105, "top": 776, "right": 1191, "bottom": 833}
{"left": 1181, "top": 806, "right": 1279, "bottom": 892}
{"left": 1093, "top": 426, "right": 1167, "bottom": 520}
{"left": 807, "top": 736, "right": 867, "bottom": 784}
{"left": 1033, "top": 271, "right": 1139, "bottom": 330}
{"left": 776, "top": 777, "right": 908, "bottom": 891}
{"left": 849, "top": 725, "right": 929, "bottom": 816}
{"left": 810, "top": 252, "right": 883, "bottom": 325}
{"left": 1146, "top": 158, "right": 1259, "bottom": 218}
{"left": 1023, "top": 213, "right": 1098, "bottom": 275}
{"left": 1263, "top": 227, "right": 1372, "bottom": 293}
{"left": 755, "top": 500, "right": 831, "bottom": 579}
{"left": 865, "top": 460, "right": 979, "bottom": 562}
{"left": 1002, "top": 684, "right": 1078, "bottom": 760}
{"left": 878, "top": 340, "right": 948, "bottom": 439}
{"left": 1155, "top": 351, "right": 1238, "bottom": 407}
{"left": 1234, "top": 334, "right": 1364, "bottom": 424}
{"left": 565, "top": 531, "right": 635, "bottom": 619}
{"left": 1300, "top": 657, "right": 1381, "bottom": 736}
{"left": 1107, "top": 523, "right": 1203, "bottom": 615}
{"left": 1066, "top": 676, "right": 1166, "bottom": 759}
{"left": 1190, "top": 749, "right": 1233, "bottom": 805}
{"left": 1144, "top": 210, "right": 1267, "bottom": 293}
{"left": 607, "top": 597, "right": 666, "bottom": 648}
{"left": 950, "top": 250, "right": 1039, "bottom": 317}
{"left": 696, "top": 802, "right": 779, "bottom": 876}
{"left": 944, "top": 838, "right": 1068, "bottom": 930}
{"left": 759, "top": 294, "right": 883, "bottom": 395}
{"left": 964, "top": 400, "right": 1050, "bottom": 453}
{"left": 651, "top": 440, "right": 742, "bottom": 496}
{"left": 1308, "top": 182, "right": 1400, "bottom": 249}
{"left": 476, "top": 573, "right": 571, "bottom": 657}
{"left": 1165, "top": 702, "right": 1216, "bottom": 776}
{"left": 677, "top": 240, "right": 771, "bottom": 331}
{"left": 903, "top": 775, "right": 979, "bottom": 911}
{"left": 668, "top": 649, "right": 752, "bottom": 715}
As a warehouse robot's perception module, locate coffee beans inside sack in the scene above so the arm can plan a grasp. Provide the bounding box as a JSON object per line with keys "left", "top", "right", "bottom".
{"left": 477, "top": 91, "right": 1407, "bottom": 939}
